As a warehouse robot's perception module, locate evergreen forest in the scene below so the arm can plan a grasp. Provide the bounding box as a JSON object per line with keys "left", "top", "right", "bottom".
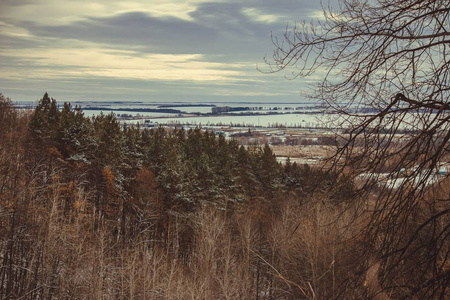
{"left": 0, "top": 93, "right": 448, "bottom": 299}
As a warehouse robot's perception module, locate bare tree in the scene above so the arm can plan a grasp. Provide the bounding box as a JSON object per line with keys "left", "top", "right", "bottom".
{"left": 266, "top": 0, "right": 450, "bottom": 298}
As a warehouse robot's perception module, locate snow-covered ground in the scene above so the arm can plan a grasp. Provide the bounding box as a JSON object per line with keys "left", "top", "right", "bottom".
{"left": 129, "top": 113, "right": 322, "bottom": 128}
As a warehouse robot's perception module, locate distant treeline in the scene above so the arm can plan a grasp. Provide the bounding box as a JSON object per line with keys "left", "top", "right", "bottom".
{"left": 82, "top": 106, "right": 183, "bottom": 114}
{"left": 157, "top": 104, "right": 215, "bottom": 108}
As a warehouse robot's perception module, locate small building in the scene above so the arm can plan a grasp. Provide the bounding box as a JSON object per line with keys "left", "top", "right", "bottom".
{"left": 143, "top": 120, "right": 158, "bottom": 128}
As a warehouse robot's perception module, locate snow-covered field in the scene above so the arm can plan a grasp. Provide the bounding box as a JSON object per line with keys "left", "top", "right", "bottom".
{"left": 71, "top": 101, "right": 326, "bottom": 128}
{"left": 130, "top": 113, "right": 323, "bottom": 128}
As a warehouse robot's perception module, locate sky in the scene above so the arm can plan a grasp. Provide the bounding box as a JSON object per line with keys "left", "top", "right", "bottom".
{"left": 0, "top": 0, "right": 324, "bottom": 103}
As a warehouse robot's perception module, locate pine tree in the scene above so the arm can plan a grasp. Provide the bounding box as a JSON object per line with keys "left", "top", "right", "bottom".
{"left": 28, "top": 92, "right": 60, "bottom": 148}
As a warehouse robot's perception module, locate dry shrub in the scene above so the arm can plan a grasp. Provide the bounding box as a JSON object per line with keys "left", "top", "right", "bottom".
{"left": 3, "top": 182, "right": 405, "bottom": 300}
{"left": 265, "top": 196, "right": 367, "bottom": 299}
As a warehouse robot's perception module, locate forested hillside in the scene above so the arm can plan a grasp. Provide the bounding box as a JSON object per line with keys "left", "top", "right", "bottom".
{"left": 0, "top": 93, "right": 448, "bottom": 299}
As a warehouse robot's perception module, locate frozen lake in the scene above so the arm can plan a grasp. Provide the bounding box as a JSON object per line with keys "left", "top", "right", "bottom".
{"left": 129, "top": 113, "right": 323, "bottom": 128}
{"left": 69, "top": 100, "right": 327, "bottom": 128}
{"left": 82, "top": 109, "right": 181, "bottom": 118}
{"left": 15, "top": 99, "right": 443, "bottom": 130}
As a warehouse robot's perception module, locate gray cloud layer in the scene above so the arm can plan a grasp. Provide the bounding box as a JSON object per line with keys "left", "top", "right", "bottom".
{"left": 0, "top": 0, "right": 323, "bottom": 102}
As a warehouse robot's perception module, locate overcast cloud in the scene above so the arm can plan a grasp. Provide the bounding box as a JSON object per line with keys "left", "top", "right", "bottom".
{"left": 0, "top": 0, "right": 323, "bottom": 103}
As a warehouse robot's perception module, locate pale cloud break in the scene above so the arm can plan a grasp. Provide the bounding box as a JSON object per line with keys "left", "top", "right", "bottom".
{"left": 0, "top": 0, "right": 323, "bottom": 102}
